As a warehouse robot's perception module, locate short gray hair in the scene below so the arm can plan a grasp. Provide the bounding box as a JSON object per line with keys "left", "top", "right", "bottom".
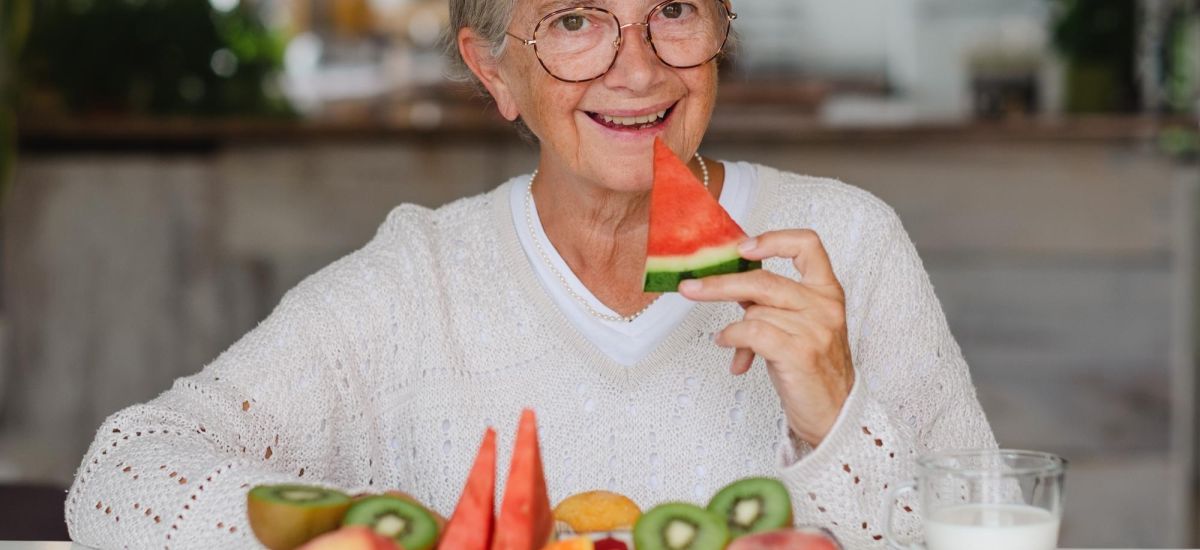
{"left": 445, "top": 0, "right": 539, "bottom": 139}
{"left": 444, "top": 0, "right": 516, "bottom": 87}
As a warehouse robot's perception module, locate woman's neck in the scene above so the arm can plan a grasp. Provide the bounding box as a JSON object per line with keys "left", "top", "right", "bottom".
{"left": 532, "top": 157, "right": 725, "bottom": 316}
{"left": 535, "top": 179, "right": 649, "bottom": 271}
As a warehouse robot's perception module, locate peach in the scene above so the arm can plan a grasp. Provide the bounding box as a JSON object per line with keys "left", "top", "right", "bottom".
{"left": 297, "top": 526, "right": 402, "bottom": 550}
{"left": 726, "top": 528, "right": 842, "bottom": 550}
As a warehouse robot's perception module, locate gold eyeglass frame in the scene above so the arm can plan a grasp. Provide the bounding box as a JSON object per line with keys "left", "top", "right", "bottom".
{"left": 505, "top": 0, "right": 737, "bottom": 83}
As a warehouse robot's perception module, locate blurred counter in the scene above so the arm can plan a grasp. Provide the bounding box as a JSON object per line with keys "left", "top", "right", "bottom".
{"left": 16, "top": 76, "right": 1195, "bottom": 151}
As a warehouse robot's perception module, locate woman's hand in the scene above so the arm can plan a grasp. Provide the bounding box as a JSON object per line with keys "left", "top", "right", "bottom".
{"left": 679, "top": 229, "right": 855, "bottom": 447}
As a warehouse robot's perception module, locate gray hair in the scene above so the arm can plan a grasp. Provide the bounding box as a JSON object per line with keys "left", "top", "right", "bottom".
{"left": 445, "top": 0, "right": 538, "bottom": 139}
{"left": 444, "top": 0, "right": 516, "bottom": 88}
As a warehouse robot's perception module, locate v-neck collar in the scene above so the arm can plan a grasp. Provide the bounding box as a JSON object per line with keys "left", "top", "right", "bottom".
{"left": 489, "top": 164, "right": 781, "bottom": 389}
{"left": 516, "top": 178, "right": 693, "bottom": 334}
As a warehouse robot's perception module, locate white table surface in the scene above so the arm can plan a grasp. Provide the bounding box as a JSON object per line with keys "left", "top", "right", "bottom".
{"left": 1, "top": 544, "right": 1195, "bottom": 550}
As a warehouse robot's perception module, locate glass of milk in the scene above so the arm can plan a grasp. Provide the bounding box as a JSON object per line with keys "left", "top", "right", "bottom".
{"left": 883, "top": 449, "right": 1066, "bottom": 550}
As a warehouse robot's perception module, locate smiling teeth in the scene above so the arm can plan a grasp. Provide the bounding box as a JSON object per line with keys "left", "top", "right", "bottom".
{"left": 602, "top": 109, "right": 668, "bottom": 126}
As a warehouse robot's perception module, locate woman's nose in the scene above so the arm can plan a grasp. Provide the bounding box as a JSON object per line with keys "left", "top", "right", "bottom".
{"left": 617, "top": 21, "right": 651, "bottom": 43}
{"left": 602, "top": 22, "right": 663, "bottom": 91}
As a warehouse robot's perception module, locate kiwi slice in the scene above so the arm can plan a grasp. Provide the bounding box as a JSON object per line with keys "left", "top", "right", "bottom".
{"left": 342, "top": 495, "right": 440, "bottom": 550}
{"left": 706, "top": 477, "right": 794, "bottom": 537}
{"left": 633, "top": 502, "right": 730, "bottom": 550}
{"left": 247, "top": 484, "right": 353, "bottom": 550}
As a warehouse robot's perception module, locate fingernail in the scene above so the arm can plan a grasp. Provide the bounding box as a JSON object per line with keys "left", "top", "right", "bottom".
{"left": 678, "top": 279, "right": 701, "bottom": 293}
{"left": 738, "top": 238, "right": 758, "bottom": 253}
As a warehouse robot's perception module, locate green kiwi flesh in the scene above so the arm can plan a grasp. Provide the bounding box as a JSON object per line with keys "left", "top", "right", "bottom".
{"left": 706, "top": 477, "right": 794, "bottom": 537}
{"left": 633, "top": 502, "right": 730, "bottom": 550}
{"left": 246, "top": 484, "right": 353, "bottom": 550}
{"left": 342, "top": 495, "right": 440, "bottom": 550}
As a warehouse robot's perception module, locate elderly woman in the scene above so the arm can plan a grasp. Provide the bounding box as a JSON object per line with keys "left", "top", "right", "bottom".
{"left": 65, "top": 1, "right": 996, "bottom": 548}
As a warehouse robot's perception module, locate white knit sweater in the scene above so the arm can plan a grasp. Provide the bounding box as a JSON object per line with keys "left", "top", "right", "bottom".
{"left": 65, "top": 165, "right": 997, "bottom": 550}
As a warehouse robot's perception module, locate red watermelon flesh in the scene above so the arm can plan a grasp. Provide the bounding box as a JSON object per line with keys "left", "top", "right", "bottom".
{"left": 491, "top": 410, "right": 554, "bottom": 550}
{"left": 643, "top": 137, "right": 760, "bottom": 292}
{"left": 440, "top": 428, "right": 497, "bottom": 550}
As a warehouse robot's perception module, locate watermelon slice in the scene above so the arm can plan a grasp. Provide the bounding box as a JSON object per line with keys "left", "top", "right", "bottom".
{"left": 643, "top": 137, "right": 761, "bottom": 292}
{"left": 440, "top": 427, "right": 497, "bottom": 550}
{"left": 492, "top": 410, "right": 554, "bottom": 550}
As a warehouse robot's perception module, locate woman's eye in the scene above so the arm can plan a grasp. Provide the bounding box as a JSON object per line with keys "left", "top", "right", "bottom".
{"left": 558, "top": 14, "right": 587, "bottom": 31}
{"left": 661, "top": 2, "right": 688, "bottom": 18}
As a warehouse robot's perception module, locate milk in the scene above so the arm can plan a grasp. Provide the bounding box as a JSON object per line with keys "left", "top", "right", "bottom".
{"left": 925, "top": 503, "right": 1060, "bottom": 550}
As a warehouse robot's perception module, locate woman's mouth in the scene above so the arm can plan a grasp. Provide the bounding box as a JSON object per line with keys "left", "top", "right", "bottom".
{"left": 585, "top": 104, "right": 675, "bottom": 132}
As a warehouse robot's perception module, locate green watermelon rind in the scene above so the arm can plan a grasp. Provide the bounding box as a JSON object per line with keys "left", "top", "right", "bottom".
{"left": 643, "top": 258, "right": 762, "bottom": 292}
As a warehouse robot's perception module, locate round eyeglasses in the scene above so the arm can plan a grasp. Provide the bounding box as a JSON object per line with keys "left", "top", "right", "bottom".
{"left": 505, "top": 0, "right": 737, "bottom": 83}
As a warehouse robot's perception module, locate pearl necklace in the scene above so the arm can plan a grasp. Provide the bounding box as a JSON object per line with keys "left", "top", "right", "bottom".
{"left": 525, "top": 153, "right": 710, "bottom": 323}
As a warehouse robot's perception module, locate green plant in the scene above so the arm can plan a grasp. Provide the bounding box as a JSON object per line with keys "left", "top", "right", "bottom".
{"left": 1159, "top": 126, "right": 1199, "bottom": 160}
{"left": 1051, "top": 0, "right": 1139, "bottom": 112}
{"left": 1, "top": 0, "right": 32, "bottom": 196}
{"left": 20, "top": 0, "right": 293, "bottom": 117}
{"left": 1164, "top": 5, "right": 1199, "bottom": 114}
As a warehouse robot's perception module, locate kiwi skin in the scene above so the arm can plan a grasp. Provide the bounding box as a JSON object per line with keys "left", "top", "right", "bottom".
{"left": 383, "top": 490, "right": 447, "bottom": 531}
{"left": 342, "top": 495, "right": 440, "bottom": 550}
{"left": 633, "top": 502, "right": 731, "bottom": 550}
{"left": 352, "top": 490, "right": 446, "bottom": 530}
{"left": 247, "top": 485, "right": 353, "bottom": 550}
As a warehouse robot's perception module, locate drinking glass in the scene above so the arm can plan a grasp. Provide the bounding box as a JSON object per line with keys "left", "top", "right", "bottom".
{"left": 884, "top": 449, "right": 1067, "bottom": 550}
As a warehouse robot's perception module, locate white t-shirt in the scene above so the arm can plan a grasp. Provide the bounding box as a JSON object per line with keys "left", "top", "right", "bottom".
{"left": 511, "top": 161, "right": 759, "bottom": 366}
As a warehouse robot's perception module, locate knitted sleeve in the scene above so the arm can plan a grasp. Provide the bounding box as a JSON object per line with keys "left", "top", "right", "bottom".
{"left": 774, "top": 207, "right": 998, "bottom": 547}
{"left": 58, "top": 201, "right": 448, "bottom": 549}
{"left": 63, "top": 282, "right": 381, "bottom": 550}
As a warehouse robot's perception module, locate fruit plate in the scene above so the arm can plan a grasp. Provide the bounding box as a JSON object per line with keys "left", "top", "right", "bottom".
{"left": 551, "top": 523, "right": 842, "bottom": 550}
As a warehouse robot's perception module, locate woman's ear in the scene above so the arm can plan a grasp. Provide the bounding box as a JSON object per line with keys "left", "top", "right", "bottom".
{"left": 458, "top": 28, "right": 520, "bottom": 121}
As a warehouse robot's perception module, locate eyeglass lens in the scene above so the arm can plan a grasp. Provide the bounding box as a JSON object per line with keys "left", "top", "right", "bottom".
{"left": 533, "top": 1, "right": 730, "bottom": 82}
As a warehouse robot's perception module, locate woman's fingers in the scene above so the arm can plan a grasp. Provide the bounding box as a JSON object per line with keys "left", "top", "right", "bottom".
{"left": 680, "top": 230, "right": 843, "bottom": 306}
{"left": 695, "top": 229, "right": 855, "bottom": 447}
{"left": 715, "top": 319, "right": 792, "bottom": 365}
{"left": 729, "top": 306, "right": 808, "bottom": 375}
{"left": 730, "top": 347, "right": 755, "bottom": 375}
{"left": 680, "top": 269, "right": 823, "bottom": 310}
{"left": 688, "top": 229, "right": 849, "bottom": 406}
{"left": 742, "top": 306, "right": 798, "bottom": 336}
{"left": 683, "top": 273, "right": 845, "bottom": 329}
{"left": 719, "top": 308, "right": 843, "bottom": 373}
{"left": 740, "top": 229, "right": 842, "bottom": 294}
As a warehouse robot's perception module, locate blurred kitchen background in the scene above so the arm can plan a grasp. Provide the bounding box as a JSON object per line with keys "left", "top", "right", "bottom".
{"left": 1, "top": 0, "right": 1199, "bottom": 546}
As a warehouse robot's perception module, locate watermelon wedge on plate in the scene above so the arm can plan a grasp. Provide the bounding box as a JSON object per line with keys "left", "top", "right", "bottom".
{"left": 643, "top": 138, "right": 760, "bottom": 292}
{"left": 492, "top": 409, "right": 554, "bottom": 550}
{"left": 439, "top": 427, "right": 497, "bottom": 550}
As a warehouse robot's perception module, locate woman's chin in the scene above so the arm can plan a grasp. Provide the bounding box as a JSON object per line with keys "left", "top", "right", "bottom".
{"left": 578, "top": 151, "right": 655, "bottom": 193}
{"left": 584, "top": 168, "right": 653, "bottom": 194}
